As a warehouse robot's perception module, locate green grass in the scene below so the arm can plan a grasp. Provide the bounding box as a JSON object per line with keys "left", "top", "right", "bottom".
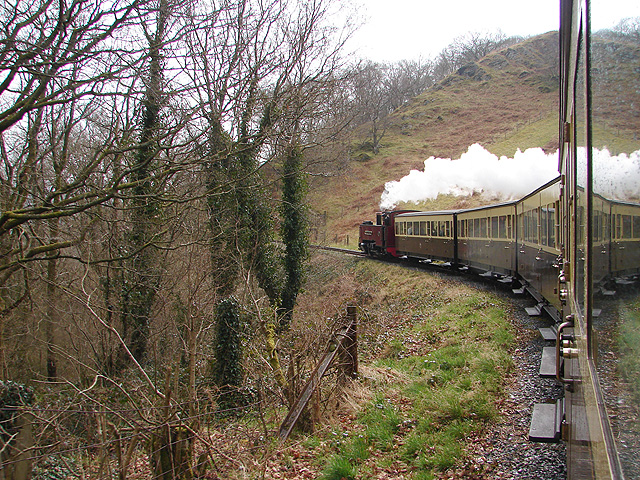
{"left": 314, "top": 264, "right": 515, "bottom": 478}
{"left": 361, "top": 394, "right": 401, "bottom": 449}
{"left": 618, "top": 300, "right": 640, "bottom": 405}
{"left": 322, "top": 455, "right": 358, "bottom": 480}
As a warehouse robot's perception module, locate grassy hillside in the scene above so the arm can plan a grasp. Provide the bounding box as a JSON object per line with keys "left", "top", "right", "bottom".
{"left": 307, "top": 31, "right": 640, "bottom": 246}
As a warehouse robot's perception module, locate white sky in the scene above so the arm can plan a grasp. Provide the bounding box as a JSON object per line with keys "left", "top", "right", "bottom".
{"left": 345, "top": 0, "right": 640, "bottom": 63}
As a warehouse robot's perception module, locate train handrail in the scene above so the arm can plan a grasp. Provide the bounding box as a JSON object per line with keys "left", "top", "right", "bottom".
{"left": 556, "top": 319, "right": 575, "bottom": 384}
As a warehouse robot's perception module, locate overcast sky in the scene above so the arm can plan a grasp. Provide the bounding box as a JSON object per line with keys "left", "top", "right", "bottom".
{"left": 345, "top": 0, "right": 640, "bottom": 63}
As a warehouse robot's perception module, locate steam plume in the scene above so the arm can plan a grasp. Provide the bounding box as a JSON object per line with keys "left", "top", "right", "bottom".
{"left": 380, "top": 143, "right": 640, "bottom": 209}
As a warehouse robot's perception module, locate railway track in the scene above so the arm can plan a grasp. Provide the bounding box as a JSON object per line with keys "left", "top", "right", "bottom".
{"left": 309, "top": 244, "right": 366, "bottom": 256}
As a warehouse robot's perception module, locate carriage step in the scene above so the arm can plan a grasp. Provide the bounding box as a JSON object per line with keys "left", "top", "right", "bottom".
{"left": 615, "top": 276, "right": 635, "bottom": 285}
{"left": 529, "top": 399, "right": 564, "bottom": 442}
{"left": 539, "top": 347, "right": 558, "bottom": 378}
{"left": 512, "top": 286, "right": 526, "bottom": 295}
{"left": 497, "top": 276, "right": 513, "bottom": 284}
{"left": 538, "top": 327, "right": 557, "bottom": 342}
{"left": 525, "top": 303, "right": 544, "bottom": 316}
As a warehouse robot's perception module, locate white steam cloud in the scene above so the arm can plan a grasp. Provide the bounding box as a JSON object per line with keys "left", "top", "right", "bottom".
{"left": 588, "top": 147, "right": 640, "bottom": 200}
{"left": 380, "top": 144, "right": 640, "bottom": 210}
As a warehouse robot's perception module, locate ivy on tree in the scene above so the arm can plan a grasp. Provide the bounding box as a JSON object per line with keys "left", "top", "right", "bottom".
{"left": 212, "top": 297, "right": 244, "bottom": 411}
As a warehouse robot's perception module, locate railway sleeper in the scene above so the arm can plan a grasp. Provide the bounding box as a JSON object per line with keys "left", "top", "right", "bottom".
{"left": 528, "top": 398, "right": 565, "bottom": 443}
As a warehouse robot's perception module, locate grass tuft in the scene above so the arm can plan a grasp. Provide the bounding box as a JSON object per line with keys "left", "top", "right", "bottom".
{"left": 321, "top": 455, "right": 357, "bottom": 480}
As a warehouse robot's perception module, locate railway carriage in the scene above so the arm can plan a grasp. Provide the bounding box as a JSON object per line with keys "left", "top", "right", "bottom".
{"left": 457, "top": 201, "right": 518, "bottom": 275}
{"left": 610, "top": 200, "right": 640, "bottom": 278}
{"left": 516, "top": 177, "right": 563, "bottom": 311}
{"left": 394, "top": 211, "right": 457, "bottom": 263}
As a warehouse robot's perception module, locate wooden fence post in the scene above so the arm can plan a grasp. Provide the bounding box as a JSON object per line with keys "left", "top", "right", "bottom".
{"left": 278, "top": 307, "right": 360, "bottom": 442}
{"left": 342, "top": 306, "right": 358, "bottom": 379}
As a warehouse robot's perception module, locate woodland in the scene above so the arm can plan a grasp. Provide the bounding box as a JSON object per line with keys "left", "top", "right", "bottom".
{"left": 1, "top": 0, "right": 638, "bottom": 477}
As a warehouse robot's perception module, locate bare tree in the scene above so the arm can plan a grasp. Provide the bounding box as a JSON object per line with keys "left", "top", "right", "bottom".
{"left": 606, "top": 17, "right": 640, "bottom": 43}
{"left": 432, "top": 30, "right": 522, "bottom": 79}
{"left": 349, "top": 61, "right": 390, "bottom": 154}
{"left": 385, "top": 59, "right": 435, "bottom": 111}
{"left": 0, "top": 0, "right": 148, "bottom": 307}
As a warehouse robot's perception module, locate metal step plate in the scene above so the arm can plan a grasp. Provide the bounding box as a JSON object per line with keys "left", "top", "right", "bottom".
{"left": 539, "top": 346, "right": 558, "bottom": 378}
{"left": 538, "top": 327, "right": 557, "bottom": 342}
{"left": 529, "top": 400, "right": 563, "bottom": 442}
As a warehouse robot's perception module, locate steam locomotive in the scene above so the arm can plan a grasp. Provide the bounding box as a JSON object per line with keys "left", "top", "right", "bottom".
{"left": 359, "top": 1, "right": 640, "bottom": 478}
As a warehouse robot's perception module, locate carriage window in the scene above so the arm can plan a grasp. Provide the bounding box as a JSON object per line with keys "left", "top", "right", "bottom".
{"left": 622, "top": 215, "right": 632, "bottom": 239}
{"left": 540, "top": 207, "right": 548, "bottom": 246}
{"left": 479, "top": 218, "right": 487, "bottom": 238}
{"left": 553, "top": 202, "right": 560, "bottom": 247}
{"left": 524, "top": 209, "right": 538, "bottom": 243}
{"left": 577, "top": 206, "right": 585, "bottom": 245}
{"left": 473, "top": 218, "right": 480, "bottom": 238}
{"left": 445, "top": 221, "right": 450, "bottom": 238}
{"left": 518, "top": 213, "right": 524, "bottom": 241}
{"left": 498, "top": 216, "right": 507, "bottom": 239}
{"left": 634, "top": 216, "right": 640, "bottom": 239}
{"left": 490, "top": 216, "right": 498, "bottom": 238}
{"left": 548, "top": 204, "right": 555, "bottom": 247}
{"left": 594, "top": 210, "right": 602, "bottom": 243}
